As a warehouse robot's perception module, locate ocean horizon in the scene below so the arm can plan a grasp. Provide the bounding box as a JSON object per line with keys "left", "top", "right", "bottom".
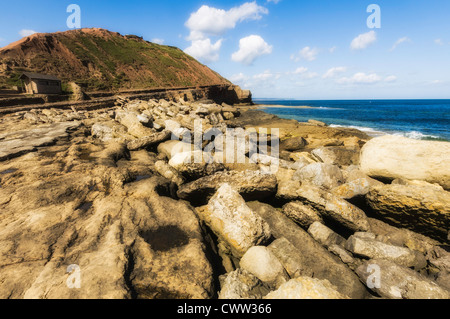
{"left": 254, "top": 99, "right": 450, "bottom": 142}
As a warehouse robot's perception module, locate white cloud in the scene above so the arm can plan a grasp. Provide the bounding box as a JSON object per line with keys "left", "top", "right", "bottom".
{"left": 184, "top": 38, "right": 223, "bottom": 63}
{"left": 229, "top": 73, "right": 248, "bottom": 83}
{"left": 185, "top": 2, "right": 268, "bottom": 40}
{"left": 293, "top": 67, "right": 308, "bottom": 74}
{"left": 329, "top": 46, "right": 337, "bottom": 53}
{"left": 253, "top": 70, "right": 276, "bottom": 81}
{"left": 390, "top": 37, "right": 411, "bottom": 51}
{"left": 303, "top": 72, "right": 319, "bottom": 79}
{"left": 267, "top": 0, "right": 282, "bottom": 3}
{"left": 231, "top": 35, "right": 273, "bottom": 65}
{"left": 337, "top": 72, "right": 381, "bottom": 84}
{"left": 152, "top": 38, "right": 165, "bottom": 45}
{"left": 323, "top": 67, "right": 347, "bottom": 79}
{"left": 291, "top": 46, "right": 319, "bottom": 62}
{"left": 434, "top": 39, "right": 444, "bottom": 45}
{"left": 351, "top": 31, "right": 377, "bottom": 50}
{"left": 19, "top": 29, "right": 37, "bottom": 37}
{"left": 385, "top": 75, "right": 397, "bottom": 82}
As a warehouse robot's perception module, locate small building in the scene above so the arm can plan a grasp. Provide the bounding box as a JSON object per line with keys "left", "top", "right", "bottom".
{"left": 20, "top": 72, "right": 62, "bottom": 95}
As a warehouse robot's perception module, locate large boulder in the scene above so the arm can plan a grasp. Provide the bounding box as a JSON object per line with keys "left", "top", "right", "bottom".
{"left": 168, "top": 150, "right": 224, "bottom": 180}
{"left": 346, "top": 235, "right": 426, "bottom": 269}
{"left": 264, "top": 277, "right": 348, "bottom": 300}
{"left": 282, "top": 201, "right": 323, "bottom": 229}
{"left": 356, "top": 259, "right": 450, "bottom": 299}
{"left": 280, "top": 136, "right": 307, "bottom": 152}
{"left": 240, "top": 246, "right": 289, "bottom": 289}
{"left": 294, "top": 163, "right": 345, "bottom": 190}
{"left": 311, "top": 147, "right": 360, "bottom": 167}
{"left": 288, "top": 184, "right": 371, "bottom": 233}
{"left": 177, "top": 170, "right": 278, "bottom": 205}
{"left": 195, "top": 184, "right": 272, "bottom": 258}
{"left": 218, "top": 269, "right": 270, "bottom": 300}
{"left": 360, "top": 135, "right": 450, "bottom": 190}
{"left": 366, "top": 184, "right": 450, "bottom": 242}
{"left": 247, "top": 201, "right": 369, "bottom": 299}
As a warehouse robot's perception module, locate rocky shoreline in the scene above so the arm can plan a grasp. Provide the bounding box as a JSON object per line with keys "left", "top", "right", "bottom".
{"left": 0, "top": 96, "right": 448, "bottom": 299}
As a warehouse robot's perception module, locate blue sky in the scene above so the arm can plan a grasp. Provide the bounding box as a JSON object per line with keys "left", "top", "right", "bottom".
{"left": 1, "top": 0, "right": 449, "bottom": 99}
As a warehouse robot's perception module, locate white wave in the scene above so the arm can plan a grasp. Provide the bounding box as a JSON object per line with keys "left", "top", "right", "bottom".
{"left": 393, "top": 131, "right": 441, "bottom": 140}
{"left": 329, "top": 124, "right": 386, "bottom": 137}
{"left": 330, "top": 125, "right": 443, "bottom": 140}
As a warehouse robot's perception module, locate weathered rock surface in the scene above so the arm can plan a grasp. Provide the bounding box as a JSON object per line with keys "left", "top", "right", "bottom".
{"left": 168, "top": 150, "right": 224, "bottom": 180}
{"left": 346, "top": 235, "right": 426, "bottom": 269}
{"left": 285, "top": 184, "right": 371, "bottom": 232}
{"left": 280, "top": 136, "right": 307, "bottom": 152}
{"left": 308, "top": 222, "right": 346, "bottom": 248}
{"left": 247, "top": 201, "right": 369, "bottom": 299}
{"left": 366, "top": 184, "right": 450, "bottom": 242}
{"left": 268, "top": 238, "right": 314, "bottom": 279}
{"left": 356, "top": 259, "right": 450, "bottom": 299}
{"left": 282, "top": 201, "right": 323, "bottom": 229}
{"left": 294, "top": 163, "right": 344, "bottom": 190}
{"left": 218, "top": 269, "right": 270, "bottom": 300}
{"left": 360, "top": 135, "right": 450, "bottom": 190}
{"left": 240, "top": 246, "right": 289, "bottom": 289}
{"left": 0, "top": 147, "right": 214, "bottom": 299}
{"left": 177, "top": 170, "right": 278, "bottom": 205}
{"left": 264, "top": 277, "right": 348, "bottom": 300}
{"left": 195, "top": 184, "right": 272, "bottom": 258}
{"left": 311, "top": 147, "right": 360, "bottom": 167}
{"left": 0, "top": 122, "right": 80, "bottom": 161}
{"left": 126, "top": 130, "right": 171, "bottom": 151}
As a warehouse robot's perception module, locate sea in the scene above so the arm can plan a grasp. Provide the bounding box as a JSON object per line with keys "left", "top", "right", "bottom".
{"left": 254, "top": 99, "right": 450, "bottom": 142}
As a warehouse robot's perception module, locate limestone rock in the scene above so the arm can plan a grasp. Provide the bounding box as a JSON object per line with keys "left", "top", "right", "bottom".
{"left": 177, "top": 170, "right": 278, "bottom": 205}
{"left": 294, "top": 163, "right": 345, "bottom": 190}
{"left": 356, "top": 259, "right": 450, "bottom": 299}
{"left": 264, "top": 277, "right": 348, "bottom": 300}
{"left": 157, "top": 140, "right": 198, "bottom": 159}
{"left": 154, "top": 161, "right": 185, "bottom": 186}
{"left": 196, "top": 184, "right": 272, "bottom": 258}
{"left": 248, "top": 201, "right": 368, "bottom": 299}
{"left": 240, "top": 246, "right": 289, "bottom": 289}
{"left": 308, "top": 222, "right": 346, "bottom": 248}
{"left": 294, "top": 184, "right": 371, "bottom": 232}
{"left": 346, "top": 235, "right": 426, "bottom": 269}
{"left": 0, "top": 153, "right": 214, "bottom": 299}
{"left": 0, "top": 122, "right": 80, "bottom": 161}
{"left": 280, "top": 136, "right": 307, "bottom": 152}
{"left": 366, "top": 184, "right": 450, "bottom": 242}
{"left": 367, "top": 218, "right": 441, "bottom": 254}
{"left": 311, "top": 147, "right": 360, "bottom": 167}
{"left": 126, "top": 130, "right": 171, "bottom": 151}
{"left": 360, "top": 135, "right": 450, "bottom": 190}
{"left": 282, "top": 201, "right": 323, "bottom": 229}
{"left": 268, "top": 238, "right": 314, "bottom": 279}
{"left": 331, "top": 178, "right": 372, "bottom": 200}
{"left": 218, "top": 269, "right": 270, "bottom": 300}
{"left": 168, "top": 150, "right": 224, "bottom": 180}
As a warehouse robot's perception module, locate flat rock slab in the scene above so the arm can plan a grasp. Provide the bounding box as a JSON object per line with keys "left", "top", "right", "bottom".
{"left": 356, "top": 259, "right": 450, "bottom": 299}
{"left": 367, "top": 184, "right": 450, "bottom": 243}
{"left": 0, "top": 122, "right": 80, "bottom": 161}
{"left": 360, "top": 135, "right": 450, "bottom": 190}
